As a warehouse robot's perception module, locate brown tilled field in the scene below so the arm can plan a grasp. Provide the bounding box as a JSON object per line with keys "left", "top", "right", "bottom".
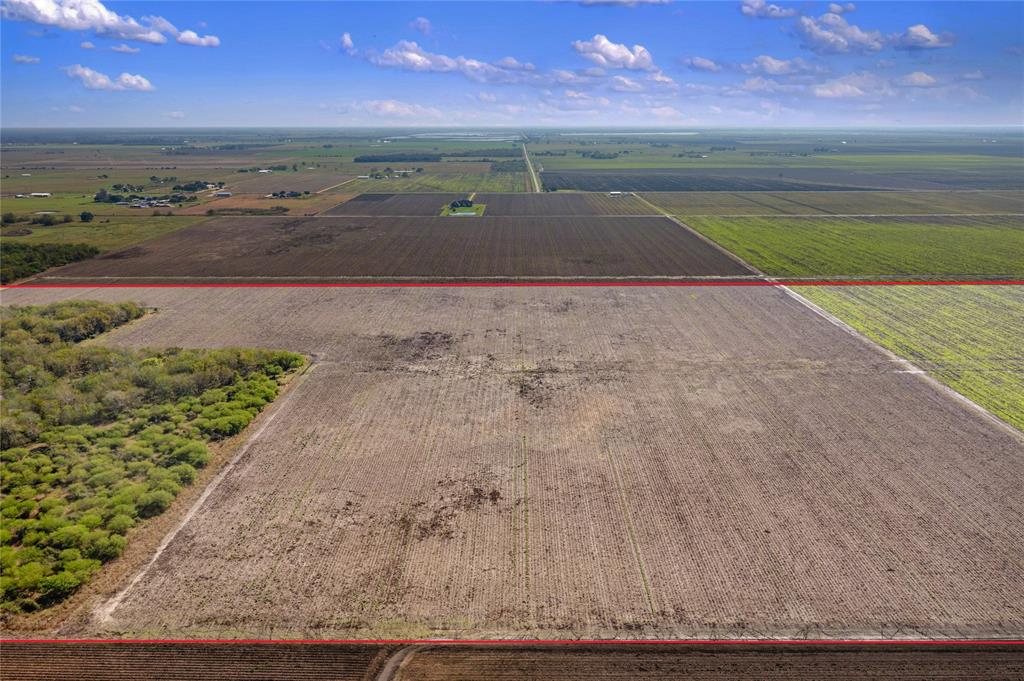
{"left": 473, "top": 193, "right": 655, "bottom": 216}
{"left": 3, "top": 286, "right": 1021, "bottom": 640}
{"left": 323, "top": 193, "right": 465, "bottom": 216}
{"left": 224, "top": 171, "right": 355, "bottom": 194}
{"left": 31, "top": 216, "right": 752, "bottom": 281}
{"left": 3, "top": 642, "right": 1022, "bottom": 680}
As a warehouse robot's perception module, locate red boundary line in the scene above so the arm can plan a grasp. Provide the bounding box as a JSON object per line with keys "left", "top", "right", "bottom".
{"left": 3, "top": 638, "right": 1023, "bottom": 646}
{"left": 3, "top": 280, "right": 1023, "bottom": 289}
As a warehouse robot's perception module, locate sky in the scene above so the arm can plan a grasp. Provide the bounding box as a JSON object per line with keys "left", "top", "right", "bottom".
{"left": 2, "top": 0, "right": 1023, "bottom": 127}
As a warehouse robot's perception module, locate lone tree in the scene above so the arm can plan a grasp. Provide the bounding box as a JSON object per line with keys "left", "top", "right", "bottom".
{"left": 80, "top": 211, "right": 94, "bottom": 223}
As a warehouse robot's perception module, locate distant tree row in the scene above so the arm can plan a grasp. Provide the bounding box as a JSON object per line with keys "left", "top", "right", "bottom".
{"left": 0, "top": 243, "right": 100, "bottom": 284}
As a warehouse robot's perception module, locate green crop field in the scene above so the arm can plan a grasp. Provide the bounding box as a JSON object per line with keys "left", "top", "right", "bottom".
{"left": 683, "top": 215, "right": 1024, "bottom": 279}
{"left": 797, "top": 285, "right": 1024, "bottom": 431}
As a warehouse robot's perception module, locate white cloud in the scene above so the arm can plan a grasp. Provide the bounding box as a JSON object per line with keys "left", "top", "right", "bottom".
{"left": 360, "top": 99, "right": 442, "bottom": 118}
{"left": 893, "top": 24, "right": 954, "bottom": 50}
{"left": 371, "top": 40, "right": 541, "bottom": 85}
{"left": 2, "top": 0, "right": 165, "bottom": 43}
{"left": 961, "top": 70, "right": 984, "bottom": 81}
{"left": 2, "top": 0, "right": 220, "bottom": 47}
{"left": 13, "top": 54, "right": 41, "bottom": 63}
{"left": 477, "top": 92, "right": 498, "bottom": 103}
{"left": 68, "top": 104, "right": 84, "bottom": 113}
{"left": 796, "top": 11, "right": 884, "bottom": 54}
{"left": 741, "top": 55, "right": 821, "bottom": 76}
{"left": 739, "top": 0, "right": 796, "bottom": 19}
{"left": 828, "top": 3, "right": 856, "bottom": 14}
{"left": 684, "top": 56, "right": 721, "bottom": 72}
{"left": 649, "top": 105, "right": 685, "bottom": 118}
{"left": 176, "top": 30, "right": 220, "bottom": 48}
{"left": 167, "top": 110, "right": 186, "bottom": 119}
{"left": 572, "top": 34, "right": 655, "bottom": 70}
{"left": 812, "top": 72, "right": 891, "bottom": 99}
{"left": 64, "top": 64, "right": 154, "bottom": 91}
{"left": 897, "top": 71, "right": 937, "bottom": 87}
{"left": 546, "top": 89, "right": 611, "bottom": 111}
{"left": 648, "top": 70, "right": 676, "bottom": 86}
{"left": 341, "top": 32, "right": 356, "bottom": 56}
{"left": 111, "top": 43, "right": 139, "bottom": 54}
{"left": 410, "top": 17, "right": 431, "bottom": 35}
{"left": 610, "top": 75, "right": 644, "bottom": 91}
{"left": 80, "top": 40, "right": 95, "bottom": 49}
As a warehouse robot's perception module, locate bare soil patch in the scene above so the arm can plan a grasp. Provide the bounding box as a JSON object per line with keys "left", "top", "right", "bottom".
{"left": 34, "top": 216, "right": 753, "bottom": 281}
{"left": 323, "top": 193, "right": 465, "bottom": 216}
{"left": 3, "top": 286, "right": 1021, "bottom": 640}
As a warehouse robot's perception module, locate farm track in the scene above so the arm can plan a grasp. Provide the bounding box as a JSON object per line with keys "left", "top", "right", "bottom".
{"left": 2, "top": 286, "right": 1021, "bottom": 640}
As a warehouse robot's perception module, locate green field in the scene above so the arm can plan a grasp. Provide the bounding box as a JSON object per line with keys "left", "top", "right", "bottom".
{"left": 797, "top": 285, "right": 1024, "bottom": 431}
{"left": 343, "top": 172, "right": 526, "bottom": 193}
{"left": 1, "top": 216, "right": 204, "bottom": 252}
{"left": 683, "top": 215, "right": 1024, "bottom": 279}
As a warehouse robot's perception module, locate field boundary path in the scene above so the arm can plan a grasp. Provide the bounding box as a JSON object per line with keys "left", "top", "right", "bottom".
{"left": 92, "top": 360, "right": 320, "bottom": 626}
{"left": 522, "top": 143, "right": 541, "bottom": 193}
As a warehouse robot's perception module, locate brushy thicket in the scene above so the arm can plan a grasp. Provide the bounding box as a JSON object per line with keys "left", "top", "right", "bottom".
{"left": 0, "top": 242, "right": 101, "bottom": 284}
{"left": 0, "top": 301, "right": 304, "bottom": 615}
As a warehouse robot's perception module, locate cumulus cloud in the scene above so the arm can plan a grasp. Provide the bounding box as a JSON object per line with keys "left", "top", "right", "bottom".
{"left": 360, "top": 99, "right": 442, "bottom": 118}
{"left": 371, "top": 40, "right": 542, "bottom": 85}
{"left": 892, "top": 24, "right": 954, "bottom": 50}
{"left": 649, "top": 105, "right": 685, "bottom": 117}
{"left": 80, "top": 40, "right": 95, "bottom": 49}
{"left": 828, "top": 3, "right": 856, "bottom": 14}
{"left": 897, "top": 71, "right": 937, "bottom": 87}
{"left": 341, "top": 32, "right": 356, "bottom": 56}
{"left": 476, "top": 92, "right": 498, "bottom": 103}
{"left": 68, "top": 104, "right": 84, "bottom": 112}
{"left": 545, "top": 89, "right": 611, "bottom": 111}
{"left": 572, "top": 34, "right": 655, "bottom": 70}
{"left": 610, "top": 75, "right": 644, "bottom": 91}
{"left": 961, "top": 70, "right": 984, "bottom": 81}
{"left": 684, "top": 56, "right": 721, "bottom": 72}
{"left": 3, "top": 0, "right": 165, "bottom": 43}
{"left": 177, "top": 30, "right": 220, "bottom": 47}
{"left": 167, "top": 110, "right": 186, "bottom": 119}
{"left": 739, "top": 0, "right": 796, "bottom": 19}
{"left": 741, "top": 55, "right": 822, "bottom": 76}
{"left": 63, "top": 63, "right": 154, "bottom": 91}
{"left": 13, "top": 54, "right": 41, "bottom": 63}
{"left": 410, "top": 17, "right": 431, "bottom": 35}
{"left": 2, "top": 0, "right": 220, "bottom": 47}
{"left": 111, "top": 43, "right": 139, "bottom": 53}
{"left": 812, "top": 72, "right": 891, "bottom": 99}
{"left": 796, "top": 11, "right": 884, "bottom": 54}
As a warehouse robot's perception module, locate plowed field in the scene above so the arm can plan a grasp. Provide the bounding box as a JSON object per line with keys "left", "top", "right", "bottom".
{"left": 31, "top": 216, "right": 752, "bottom": 282}
{"left": 3, "top": 642, "right": 1021, "bottom": 681}
{"left": 472, "top": 193, "right": 653, "bottom": 216}
{"left": 2, "top": 286, "right": 1021, "bottom": 640}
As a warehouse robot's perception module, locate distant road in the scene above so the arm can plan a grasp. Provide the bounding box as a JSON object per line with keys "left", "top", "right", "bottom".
{"left": 522, "top": 143, "right": 541, "bottom": 193}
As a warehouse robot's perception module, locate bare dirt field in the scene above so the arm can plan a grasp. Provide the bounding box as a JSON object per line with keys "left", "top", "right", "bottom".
{"left": 642, "top": 190, "right": 1024, "bottom": 216}
{"left": 323, "top": 193, "right": 465, "bottom": 216}
{"left": 3, "top": 642, "right": 1021, "bottom": 681}
{"left": 473, "top": 193, "right": 654, "bottom": 216}
{"left": 225, "top": 172, "right": 355, "bottom": 195}
{"left": 2, "top": 286, "right": 1021, "bottom": 640}
{"left": 178, "top": 193, "right": 355, "bottom": 216}
{"left": 31, "top": 216, "right": 752, "bottom": 281}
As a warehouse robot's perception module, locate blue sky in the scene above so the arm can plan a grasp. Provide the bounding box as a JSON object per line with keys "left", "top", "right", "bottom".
{"left": 2, "top": 0, "right": 1022, "bottom": 127}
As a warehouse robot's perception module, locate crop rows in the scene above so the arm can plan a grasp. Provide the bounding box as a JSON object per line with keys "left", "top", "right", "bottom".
{"left": 642, "top": 190, "right": 1024, "bottom": 216}
{"left": 35, "top": 216, "right": 751, "bottom": 281}
{"left": 683, "top": 215, "right": 1024, "bottom": 278}
{"left": 797, "top": 284, "right": 1024, "bottom": 430}
{"left": 3, "top": 286, "right": 1021, "bottom": 639}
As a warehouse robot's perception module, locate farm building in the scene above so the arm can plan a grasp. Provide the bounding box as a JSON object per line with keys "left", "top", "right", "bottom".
{"left": 214, "top": 191, "right": 233, "bottom": 197}
{"left": 29, "top": 192, "right": 52, "bottom": 198}
{"left": 450, "top": 199, "right": 474, "bottom": 210}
